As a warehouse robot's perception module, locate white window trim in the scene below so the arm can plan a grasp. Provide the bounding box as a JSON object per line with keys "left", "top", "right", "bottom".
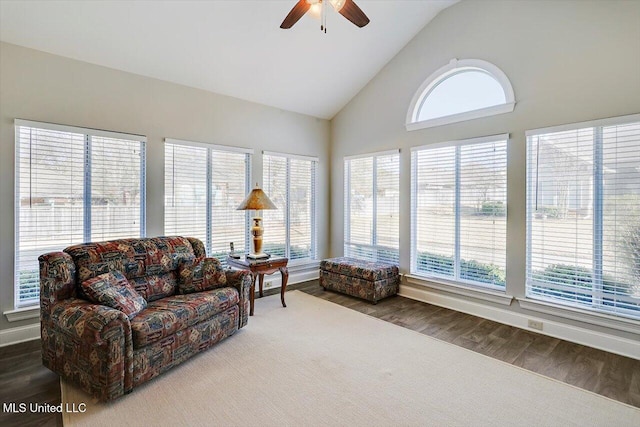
{"left": 164, "top": 138, "right": 253, "bottom": 256}
{"left": 406, "top": 274, "right": 514, "bottom": 306}
{"left": 406, "top": 58, "right": 516, "bottom": 131}
{"left": 344, "top": 150, "right": 400, "bottom": 263}
{"left": 4, "top": 306, "right": 40, "bottom": 322}
{"left": 410, "top": 133, "right": 510, "bottom": 152}
{"left": 525, "top": 113, "right": 640, "bottom": 137}
{"left": 14, "top": 120, "right": 147, "bottom": 308}
{"left": 263, "top": 150, "right": 318, "bottom": 163}
{"left": 410, "top": 134, "right": 509, "bottom": 291}
{"left": 165, "top": 138, "right": 253, "bottom": 154}
{"left": 262, "top": 151, "right": 319, "bottom": 261}
{"left": 15, "top": 119, "right": 146, "bottom": 142}
{"left": 344, "top": 149, "right": 399, "bottom": 161}
{"left": 525, "top": 114, "right": 640, "bottom": 321}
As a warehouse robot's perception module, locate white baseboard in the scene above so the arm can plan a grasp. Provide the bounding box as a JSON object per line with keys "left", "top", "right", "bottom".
{"left": 399, "top": 284, "right": 640, "bottom": 360}
{"left": 262, "top": 268, "right": 319, "bottom": 290}
{"left": 0, "top": 323, "right": 40, "bottom": 347}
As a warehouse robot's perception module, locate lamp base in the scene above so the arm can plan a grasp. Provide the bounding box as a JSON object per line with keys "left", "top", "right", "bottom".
{"left": 247, "top": 252, "right": 270, "bottom": 260}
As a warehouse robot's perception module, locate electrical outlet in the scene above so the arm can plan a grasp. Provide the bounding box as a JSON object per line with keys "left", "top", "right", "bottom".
{"left": 528, "top": 319, "right": 543, "bottom": 331}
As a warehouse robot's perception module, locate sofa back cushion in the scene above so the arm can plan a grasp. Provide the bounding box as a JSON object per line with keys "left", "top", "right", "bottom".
{"left": 65, "top": 236, "right": 197, "bottom": 302}
{"left": 177, "top": 257, "right": 227, "bottom": 294}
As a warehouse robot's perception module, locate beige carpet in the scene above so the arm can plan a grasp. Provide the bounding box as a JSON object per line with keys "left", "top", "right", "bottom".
{"left": 62, "top": 291, "right": 639, "bottom": 426}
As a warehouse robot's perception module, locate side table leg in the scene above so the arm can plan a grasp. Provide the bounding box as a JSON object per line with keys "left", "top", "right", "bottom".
{"left": 250, "top": 274, "right": 257, "bottom": 316}
{"left": 259, "top": 274, "right": 264, "bottom": 298}
{"left": 279, "top": 267, "right": 289, "bottom": 308}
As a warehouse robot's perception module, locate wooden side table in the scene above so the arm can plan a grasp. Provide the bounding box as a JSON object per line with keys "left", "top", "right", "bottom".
{"left": 226, "top": 256, "right": 289, "bottom": 316}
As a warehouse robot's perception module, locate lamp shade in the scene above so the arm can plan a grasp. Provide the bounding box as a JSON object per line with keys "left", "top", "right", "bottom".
{"left": 236, "top": 185, "right": 277, "bottom": 210}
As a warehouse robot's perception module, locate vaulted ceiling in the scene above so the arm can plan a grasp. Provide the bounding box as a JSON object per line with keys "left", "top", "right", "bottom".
{"left": 0, "top": 1, "right": 457, "bottom": 119}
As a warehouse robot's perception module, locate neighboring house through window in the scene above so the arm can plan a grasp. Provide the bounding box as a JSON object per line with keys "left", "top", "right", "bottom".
{"left": 526, "top": 114, "right": 640, "bottom": 320}
{"left": 14, "top": 120, "right": 146, "bottom": 307}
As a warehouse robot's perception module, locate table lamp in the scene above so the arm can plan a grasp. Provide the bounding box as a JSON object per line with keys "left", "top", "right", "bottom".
{"left": 236, "top": 183, "right": 277, "bottom": 259}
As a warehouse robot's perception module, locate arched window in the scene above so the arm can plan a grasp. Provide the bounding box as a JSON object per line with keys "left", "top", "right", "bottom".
{"left": 406, "top": 59, "right": 515, "bottom": 131}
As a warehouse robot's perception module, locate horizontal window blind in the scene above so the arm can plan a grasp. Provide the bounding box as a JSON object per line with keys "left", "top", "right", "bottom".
{"left": 164, "top": 144, "right": 208, "bottom": 244}
{"left": 263, "top": 155, "right": 287, "bottom": 258}
{"left": 15, "top": 121, "right": 145, "bottom": 307}
{"left": 263, "top": 153, "right": 317, "bottom": 262}
{"left": 411, "top": 137, "right": 507, "bottom": 289}
{"left": 210, "top": 150, "right": 250, "bottom": 259}
{"left": 164, "top": 140, "right": 250, "bottom": 264}
{"left": 91, "top": 136, "right": 145, "bottom": 241}
{"left": 526, "top": 116, "right": 640, "bottom": 319}
{"left": 344, "top": 151, "right": 399, "bottom": 264}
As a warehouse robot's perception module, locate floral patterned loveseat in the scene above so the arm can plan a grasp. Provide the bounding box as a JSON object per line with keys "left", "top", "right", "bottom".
{"left": 39, "top": 236, "right": 252, "bottom": 401}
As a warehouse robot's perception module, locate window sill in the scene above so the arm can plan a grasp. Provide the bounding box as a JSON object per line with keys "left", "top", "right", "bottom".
{"left": 405, "top": 102, "right": 515, "bottom": 131}
{"left": 288, "top": 259, "right": 321, "bottom": 271}
{"left": 517, "top": 297, "right": 640, "bottom": 335}
{"left": 405, "top": 274, "right": 513, "bottom": 306}
{"left": 4, "top": 306, "right": 40, "bottom": 322}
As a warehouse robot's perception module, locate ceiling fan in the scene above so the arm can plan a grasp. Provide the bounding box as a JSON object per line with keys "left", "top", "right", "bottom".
{"left": 280, "top": 0, "right": 370, "bottom": 33}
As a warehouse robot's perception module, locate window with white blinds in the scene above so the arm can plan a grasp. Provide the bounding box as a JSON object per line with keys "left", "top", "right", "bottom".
{"left": 15, "top": 120, "right": 146, "bottom": 307}
{"left": 526, "top": 115, "right": 640, "bottom": 320}
{"left": 344, "top": 151, "right": 400, "bottom": 264}
{"left": 411, "top": 135, "right": 507, "bottom": 290}
{"left": 164, "top": 139, "right": 251, "bottom": 264}
{"left": 263, "top": 152, "right": 317, "bottom": 263}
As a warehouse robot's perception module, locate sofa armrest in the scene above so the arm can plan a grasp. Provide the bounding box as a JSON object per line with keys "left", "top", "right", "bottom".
{"left": 186, "top": 237, "right": 207, "bottom": 258}
{"left": 39, "top": 251, "right": 77, "bottom": 312}
{"left": 225, "top": 270, "right": 253, "bottom": 328}
{"left": 42, "top": 299, "right": 134, "bottom": 401}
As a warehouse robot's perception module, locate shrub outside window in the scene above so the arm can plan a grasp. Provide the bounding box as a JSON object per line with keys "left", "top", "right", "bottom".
{"left": 411, "top": 135, "right": 508, "bottom": 290}
{"left": 526, "top": 115, "right": 640, "bottom": 320}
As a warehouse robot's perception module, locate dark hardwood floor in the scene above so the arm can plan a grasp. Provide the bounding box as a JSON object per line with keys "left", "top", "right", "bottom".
{"left": 295, "top": 281, "right": 640, "bottom": 408}
{"left": 1, "top": 280, "right": 638, "bottom": 426}
{"left": 0, "top": 340, "right": 61, "bottom": 426}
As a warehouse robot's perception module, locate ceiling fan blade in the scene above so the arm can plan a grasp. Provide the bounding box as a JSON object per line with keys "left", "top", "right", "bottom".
{"left": 338, "top": 0, "right": 370, "bottom": 28}
{"left": 280, "top": 0, "right": 311, "bottom": 29}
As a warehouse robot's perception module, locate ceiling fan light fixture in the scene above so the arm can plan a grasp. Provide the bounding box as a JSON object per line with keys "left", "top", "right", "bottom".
{"left": 330, "top": 0, "right": 346, "bottom": 12}
{"left": 280, "top": 0, "right": 369, "bottom": 31}
{"left": 308, "top": 2, "right": 322, "bottom": 17}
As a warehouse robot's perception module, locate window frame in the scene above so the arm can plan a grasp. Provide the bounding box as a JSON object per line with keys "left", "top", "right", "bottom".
{"left": 410, "top": 133, "right": 509, "bottom": 292}
{"left": 262, "top": 150, "right": 318, "bottom": 265}
{"left": 14, "top": 119, "right": 147, "bottom": 308}
{"left": 406, "top": 59, "right": 515, "bottom": 131}
{"left": 343, "top": 149, "right": 400, "bottom": 264}
{"left": 164, "top": 138, "right": 253, "bottom": 262}
{"left": 525, "top": 113, "right": 640, "bottom": 320}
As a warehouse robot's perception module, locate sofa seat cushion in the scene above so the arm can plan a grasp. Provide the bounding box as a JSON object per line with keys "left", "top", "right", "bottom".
{"left": 130, "top": 287, "right": 239, "bottom": 347}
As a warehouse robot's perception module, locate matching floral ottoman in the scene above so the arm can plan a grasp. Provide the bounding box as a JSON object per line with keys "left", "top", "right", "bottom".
{"left": 319, "top": 257, "right": 400, "bottom": 304}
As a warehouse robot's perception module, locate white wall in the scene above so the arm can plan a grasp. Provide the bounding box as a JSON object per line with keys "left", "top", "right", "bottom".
{"left": 0, "top": 42, "right": 330, "bottom": 335}
{"left": 331, "top": 0, "right": 640, "bottom": 353}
